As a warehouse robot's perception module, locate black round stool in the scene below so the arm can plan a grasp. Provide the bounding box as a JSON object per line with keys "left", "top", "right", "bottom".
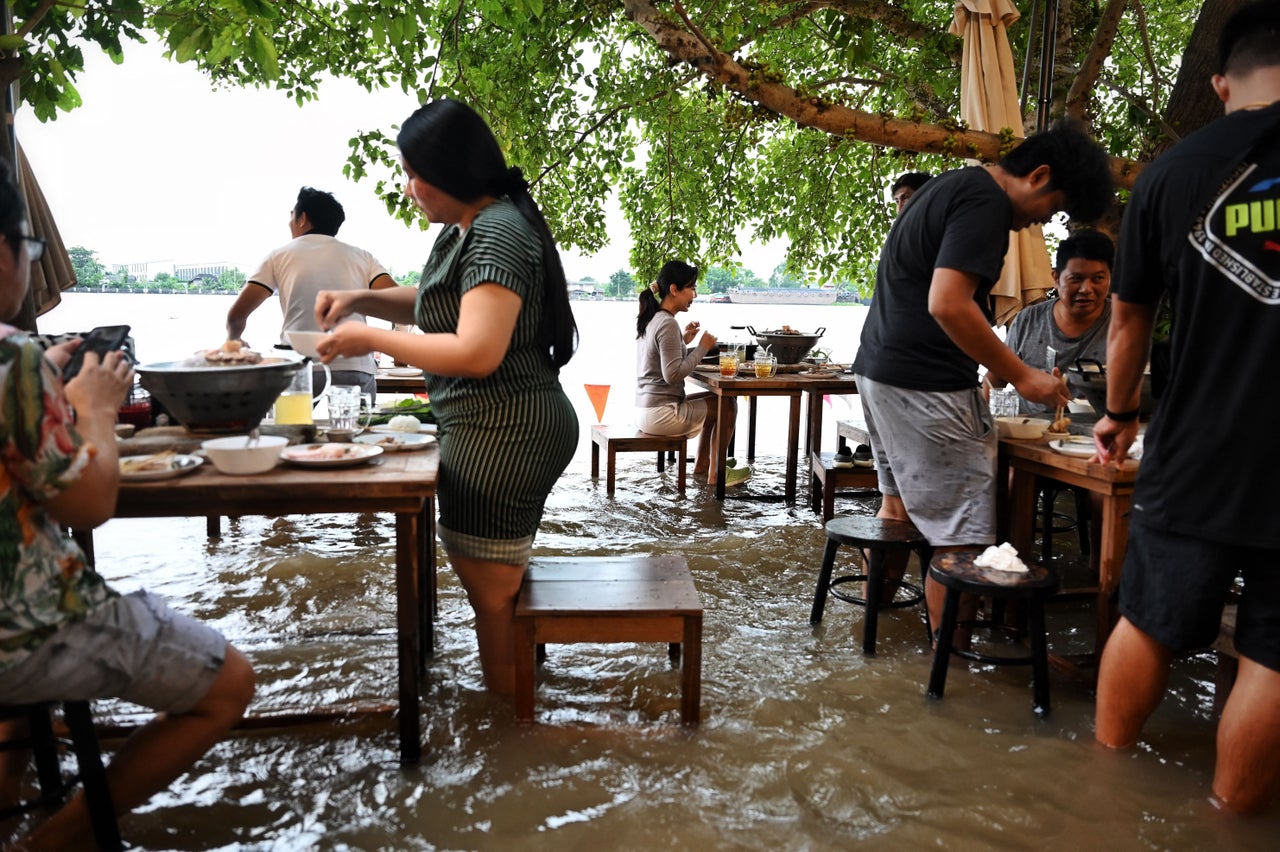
{"left": 810, "top": 516, "right": 934, "bottom": 654}
{"left": 926, "top": 550, "right": 1059, "bottom": 718}
{"left": 0, "top": 701, "right": 122, "bottom": 850}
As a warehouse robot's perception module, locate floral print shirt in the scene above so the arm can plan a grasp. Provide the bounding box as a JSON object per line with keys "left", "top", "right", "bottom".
{"left": 1, "top": 325, "right": 114, "bottom": 674}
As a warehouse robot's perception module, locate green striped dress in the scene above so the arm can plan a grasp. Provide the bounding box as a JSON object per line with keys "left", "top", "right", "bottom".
{"left": 414, "top": 198, "right": 578, "bottom": 563}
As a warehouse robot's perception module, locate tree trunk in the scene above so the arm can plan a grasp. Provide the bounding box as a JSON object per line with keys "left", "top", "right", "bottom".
{"left": 1153, "top": 0, "right": 1250, "bottom": 155}
{"left": 1065, "top": 0, "right": 1129, "bottom": 126}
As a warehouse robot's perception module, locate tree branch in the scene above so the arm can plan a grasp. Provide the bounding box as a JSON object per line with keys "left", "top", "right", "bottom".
{"left": 1065, "top": 0, "right": 1128, "bottom": 123}
{"left": 1098, "top": 73, "right": 1180, "bottom": 144}
{"left": 623, "top": 0, "right": 1141, "bottom": 187}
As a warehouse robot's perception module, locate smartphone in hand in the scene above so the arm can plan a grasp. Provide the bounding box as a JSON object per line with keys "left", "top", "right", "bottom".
{"left": 62, "top": 325, "right": 132, "bottom": 381}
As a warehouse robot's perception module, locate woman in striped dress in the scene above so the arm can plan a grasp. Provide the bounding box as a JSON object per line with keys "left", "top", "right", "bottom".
{"left": 315, "top": 99, "right": 578, "bottom": 696}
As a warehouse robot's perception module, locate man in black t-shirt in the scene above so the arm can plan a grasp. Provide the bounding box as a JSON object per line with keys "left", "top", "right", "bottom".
{"left": 852, "top": 122, "right": 1112, "bottom": 633}
{"left": 1093, "top": 2, "right": 1280, "bottom": 814}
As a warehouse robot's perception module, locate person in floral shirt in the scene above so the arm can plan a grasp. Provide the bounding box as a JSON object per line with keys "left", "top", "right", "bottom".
{"left": 0, "top": 160, "right": 254, "bottom": 850}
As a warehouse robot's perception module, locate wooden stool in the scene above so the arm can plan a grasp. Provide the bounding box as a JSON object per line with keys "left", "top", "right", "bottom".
{"left": 514, "top": 555, "right": 703, "bottom": 725}
{"left": 810, "top": 516, "right": 933, "bottom": 654}
{"left": 590, "top": 425, "right": 688, "bottom": 495}
{"left": 0, "top": 701, "right": 122, "bottom": 851}
{"left": 927, "top": 551, "right": 1059, "bottom": 718}
{"left": 809, "top": 451, "right": 879, "bottom": 522}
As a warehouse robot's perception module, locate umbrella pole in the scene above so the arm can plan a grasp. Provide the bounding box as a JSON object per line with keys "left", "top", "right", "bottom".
{"left": 1036, "top": 0, "right": 1060, "bottom": 133}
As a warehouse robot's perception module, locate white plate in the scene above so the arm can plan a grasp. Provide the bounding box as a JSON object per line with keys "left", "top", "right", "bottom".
{"left": 1048, "top": 436, "right": 1097, "bottom": 458}
{"left": 381, "top": 367, "right": 423, "bottom": 377}
{"left": 366, "top": 422, "right": 438, "bottom": 435}
{"left": 280, "top": 443, "right": 384, "bottom": 467}
{"left": 120, "top": 454, "right": 203, "bottom": 481}
{"left": 798, "top": 368, "right": 841, "bottom": 378}
{"left": 353, "top": 433, "right": 436, "bottom": 452}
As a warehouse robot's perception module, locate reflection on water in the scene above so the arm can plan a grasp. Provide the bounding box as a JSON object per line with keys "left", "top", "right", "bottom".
{"left": 27, "top": 294, "right": 1278, "bottom": 848}
{"left": 69, "top": 459, "right": 1276, "bottom": 850}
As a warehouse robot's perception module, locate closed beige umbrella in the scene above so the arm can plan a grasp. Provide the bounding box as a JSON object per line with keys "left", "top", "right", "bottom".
{"left": 949, "top": 0, "right": 1053, "bottom": 327}
{"left": 17, "top": 142, "right": 77, "bottom": 318}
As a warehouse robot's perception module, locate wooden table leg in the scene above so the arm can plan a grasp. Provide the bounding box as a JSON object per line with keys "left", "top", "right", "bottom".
{"left": 1007, "top": 466, "right": 1037, "bottom": 559}
{"left": 681, "top": 614, "right": 702, "bottom": 726}
{"left": 419, "top": 500, "right": 435, "bottom": 663}
{"left": 784, "top": 394, "right": 802, "bottom": 503}
{"left": 712, "top": 392, "right": 732, "bottom": 499}
{"left": 1096, "top": 494, "right": 1130, "bottom": 653}
{"left": 395, "top": 511, "right": 422, "bottom": 765}
{"left": 805, "top": 389, "right": 823, "bottom": 459}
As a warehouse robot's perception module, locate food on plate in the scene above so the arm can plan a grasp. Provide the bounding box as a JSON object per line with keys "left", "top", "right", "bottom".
{"left": 202, "top": 339, "right": 263, "bottom": 365}
{"left": 120, "top": 451, "right": 177, "bottom": 474}
{"left": 1049, "top": 415, "right": 1071, "bottom": 432}
{"left": 368, "top": 397, "right": 434, "bottom": 427}
{"left": 288, "top": 443, "right": 362, "bottom": 460}
{"left": 387, "top": 414, "right": 422, "bottom": 432}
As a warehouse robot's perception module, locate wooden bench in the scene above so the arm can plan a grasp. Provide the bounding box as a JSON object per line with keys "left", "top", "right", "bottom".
{"left": 590, "top": 425, "right": 688, "bottom": 495}
{"left": 513, "top": 555, "right": 704, "bottom": 726}
{"left": 810, "top": 450, "right": 879, "bottom": 522}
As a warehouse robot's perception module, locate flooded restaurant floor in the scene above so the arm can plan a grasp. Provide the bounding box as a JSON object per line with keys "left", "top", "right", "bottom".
{"left": 21, "top": 451, "right": 1276, "bottom": 851}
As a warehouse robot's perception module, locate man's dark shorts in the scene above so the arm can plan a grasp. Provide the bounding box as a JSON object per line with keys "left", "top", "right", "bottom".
{"left": 1119, "top": 518, "right": 1280, "bottom": 671}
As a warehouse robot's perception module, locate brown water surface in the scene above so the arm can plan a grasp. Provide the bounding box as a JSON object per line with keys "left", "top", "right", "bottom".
{"left": 47, "top": 458, "right": 1276, "bottom": 851}
{"left": 25, "top": 294, "right": 1278, "bottom": 849}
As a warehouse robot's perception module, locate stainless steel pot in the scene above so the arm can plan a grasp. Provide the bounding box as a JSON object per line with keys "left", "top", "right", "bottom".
{"left": 137, "top": 357, "right": 304, "bottom": 433}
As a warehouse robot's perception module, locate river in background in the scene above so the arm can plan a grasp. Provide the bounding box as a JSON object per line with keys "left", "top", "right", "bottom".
{"left": 16, "top": 292, "right": 1278, "bottom": 850}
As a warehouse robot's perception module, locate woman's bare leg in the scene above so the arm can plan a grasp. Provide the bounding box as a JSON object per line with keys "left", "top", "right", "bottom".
{"left": 451, "top": 555, "right": 527, "bottom": 696}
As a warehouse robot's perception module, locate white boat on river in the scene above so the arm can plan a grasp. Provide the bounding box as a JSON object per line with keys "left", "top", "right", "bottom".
{"left": 727, "top": 286, "right": 838, "bottom": 305}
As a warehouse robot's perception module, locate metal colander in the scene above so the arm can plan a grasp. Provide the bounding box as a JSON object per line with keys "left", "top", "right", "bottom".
{"left": 136, "top": 357, "right": 304, "bottom": 433}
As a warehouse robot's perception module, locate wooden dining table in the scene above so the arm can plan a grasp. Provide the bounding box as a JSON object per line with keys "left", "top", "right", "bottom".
{"left": 686, "top": 367, "right": 861, "bottom": 500}
{"left": 74, "top": 447, "right": 439, "bottom": 764}
{"left": 999, "top": 435, "right": 1139, "bottom": 660}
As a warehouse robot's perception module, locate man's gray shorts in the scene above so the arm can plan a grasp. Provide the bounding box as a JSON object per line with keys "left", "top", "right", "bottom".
{"left": 855, "top": 374, "right": 997, "bottom": 547}
{"left": 0, "top": 591, "right": 226, "bottom": 714}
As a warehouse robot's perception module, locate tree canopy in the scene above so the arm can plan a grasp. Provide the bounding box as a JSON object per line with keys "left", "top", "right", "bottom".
{"left": 4, "top": 1, "right": 1218, "bottom": 287}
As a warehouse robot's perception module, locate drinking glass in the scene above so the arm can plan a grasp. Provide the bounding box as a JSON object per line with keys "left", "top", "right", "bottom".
{"left": 989, "top": 387, "right": 1020, "bottom": 418}
{"left": 328, "top": 385, "right": 372, "bottom": 433}
{"left": 753, "top": 353, "right": 777, "bottom": 378}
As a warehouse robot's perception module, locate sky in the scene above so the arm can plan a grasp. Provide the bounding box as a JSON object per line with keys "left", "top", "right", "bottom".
{"left": 17, "top": 41, "right": 787, "bottom": 281}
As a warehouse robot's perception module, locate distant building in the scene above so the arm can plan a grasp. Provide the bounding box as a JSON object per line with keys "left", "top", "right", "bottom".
{"left": 568, "top": 279, "right": 602, "bottom": 300}
{"left": 175, "top": 262, "right": 236, "bottom": 282}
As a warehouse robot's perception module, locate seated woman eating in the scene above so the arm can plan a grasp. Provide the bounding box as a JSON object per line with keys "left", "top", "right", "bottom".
{"left": 634, "top": 260, "right": 745, "bottom": 483}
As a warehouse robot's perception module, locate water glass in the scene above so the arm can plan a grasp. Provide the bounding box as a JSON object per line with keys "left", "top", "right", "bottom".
{"left": 989, "top": 386, "right": 1020, "bottom": 418}
{"left": 328, "top": 385, "right": 372, "bottom": 433}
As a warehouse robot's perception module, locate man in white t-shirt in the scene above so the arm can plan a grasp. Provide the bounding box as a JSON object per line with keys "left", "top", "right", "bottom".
{"left": 227, "top": 186, "right": 397, "bottom": 395}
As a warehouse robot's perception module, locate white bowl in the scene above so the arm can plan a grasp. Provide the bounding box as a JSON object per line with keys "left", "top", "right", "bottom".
{"left": 286, "top": 330, "right": 329, "bottom": 359}
{"left": 995, "top": 416, "right": 1050, "bottom": 440}
{"left": 201, "top": 435, "right": 288, "bottom": 475}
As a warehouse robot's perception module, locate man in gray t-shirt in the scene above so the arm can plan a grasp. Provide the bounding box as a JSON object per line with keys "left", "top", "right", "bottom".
{"left": 991, "top": 229, "right": 1114, "bottom": 414}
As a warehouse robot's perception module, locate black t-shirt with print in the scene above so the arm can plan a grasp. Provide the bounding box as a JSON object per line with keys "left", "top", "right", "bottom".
{"left": 1114, "top": 103, "right": 1280, "bottom": 547}
{"left": 853, "top": 167, "right": 1012, "bottom": 391}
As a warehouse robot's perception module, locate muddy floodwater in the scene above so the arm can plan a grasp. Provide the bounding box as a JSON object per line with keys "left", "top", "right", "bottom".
{"left": 18, "top": 294, "right": 1280, "bottom": 849}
